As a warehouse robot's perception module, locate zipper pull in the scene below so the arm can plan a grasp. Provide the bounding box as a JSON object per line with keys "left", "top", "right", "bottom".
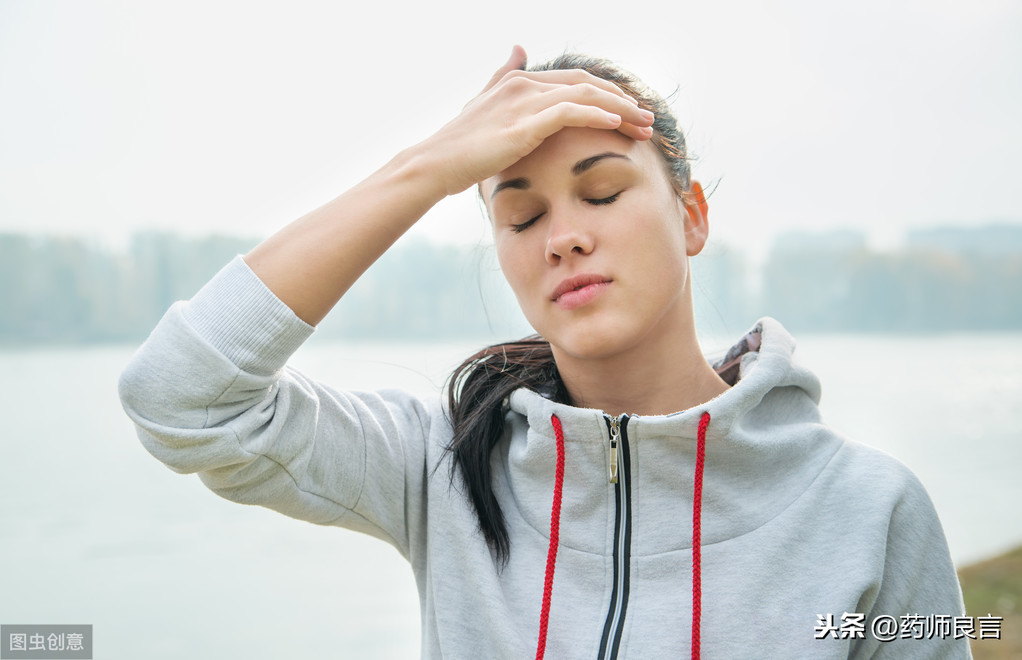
{"left": 608, "top": 416, "right": 620, "bottom": 484}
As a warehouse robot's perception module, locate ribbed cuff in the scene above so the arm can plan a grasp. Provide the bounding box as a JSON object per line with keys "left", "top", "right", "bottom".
{"left": 181, "top": 255, "right": 315, "bottom": 376}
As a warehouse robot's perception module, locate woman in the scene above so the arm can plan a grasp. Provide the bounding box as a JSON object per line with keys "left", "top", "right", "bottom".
{"left": 120, "top": 47, "right": 969, "bottom": 658}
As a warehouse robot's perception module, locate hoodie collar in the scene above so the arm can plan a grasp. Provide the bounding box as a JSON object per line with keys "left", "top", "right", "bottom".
{"left": 508, "top": 317, "right": 821, "bottom": 441}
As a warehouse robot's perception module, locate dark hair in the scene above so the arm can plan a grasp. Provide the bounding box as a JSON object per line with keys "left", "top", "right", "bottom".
{"left": 447, "top": 53, "right": 690, "bottom": 565}
{"left": 445, "top": 336, "right": 570, "bottom": 563}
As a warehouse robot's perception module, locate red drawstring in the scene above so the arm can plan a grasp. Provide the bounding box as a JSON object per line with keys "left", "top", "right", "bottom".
{"left": 535, "top": 411, "right": 709, "bottom": 659}
{"left": 692, "top": 411, "right": 710, "bottom": 660}
{"left": 536, "top": 413, "right": 566, "bottom": 660}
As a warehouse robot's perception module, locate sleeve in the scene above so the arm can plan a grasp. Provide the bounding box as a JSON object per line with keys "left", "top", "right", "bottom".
{"left": 118, "top": 256, "right": 432, "bottom": 559}
{"left": 850, "top": 465, "right": 973, "bottom": 659}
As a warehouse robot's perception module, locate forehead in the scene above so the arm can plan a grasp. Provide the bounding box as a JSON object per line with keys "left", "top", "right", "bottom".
{"left": 482, "top": 127, "right": 660, "bottom": 199}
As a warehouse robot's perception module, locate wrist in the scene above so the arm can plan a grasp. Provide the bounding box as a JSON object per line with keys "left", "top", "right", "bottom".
{"left": 384, "top": 140, "right": 455, "bottom": 205}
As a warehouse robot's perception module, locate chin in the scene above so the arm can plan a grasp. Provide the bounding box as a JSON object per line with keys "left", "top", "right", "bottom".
{"left": 545, "top": 324, "right": 645, "bottom": 363}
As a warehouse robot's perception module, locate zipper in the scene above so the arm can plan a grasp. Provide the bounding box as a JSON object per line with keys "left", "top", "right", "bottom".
{"left": 608, "top": 416, "right": 620, "bottom": 484}
{"left": 598, "top": 414, "right": 631, "bottom": 660}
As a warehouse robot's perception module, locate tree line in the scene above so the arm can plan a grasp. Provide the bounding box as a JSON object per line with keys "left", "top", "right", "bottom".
{"left": 0, "top": 231, "right": 526, "bottom": 345}
{"left": 1, "top": 225, "right": 1020, "bottom": 345}
{"left": 706, "top": 225, "right": 1022, "bottom": 334}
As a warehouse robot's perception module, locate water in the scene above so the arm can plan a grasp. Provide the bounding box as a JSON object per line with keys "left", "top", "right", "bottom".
{"left": 1, "top": 335, "right": 1019, "bottom": 658}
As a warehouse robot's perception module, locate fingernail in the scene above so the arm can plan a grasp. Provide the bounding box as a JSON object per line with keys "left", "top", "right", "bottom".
{"left": 640, "top": 109, "right": 655, "bottom": 121}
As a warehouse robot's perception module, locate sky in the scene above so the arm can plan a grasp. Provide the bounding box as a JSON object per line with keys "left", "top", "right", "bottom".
{"left": 1, "top": 0, "right": 1020, "bottom": 252}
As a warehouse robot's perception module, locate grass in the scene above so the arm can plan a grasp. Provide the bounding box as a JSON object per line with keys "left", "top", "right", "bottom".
{"left": 959, "top": 544, "right": 1022, "bottom": 659}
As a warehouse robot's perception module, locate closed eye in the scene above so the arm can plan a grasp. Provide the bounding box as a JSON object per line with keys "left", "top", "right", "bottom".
{"left": 511, "top": 213, "right": 543, "bottom": 234}
{"left": 586, "top": 192, "right": 621, "bottom": 206}
{"left": 510, "top": 191, "right": 620, "bottom": 232}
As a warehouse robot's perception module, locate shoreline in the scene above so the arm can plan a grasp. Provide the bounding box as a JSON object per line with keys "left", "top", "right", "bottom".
{"left": 958, "top": 543, "right": 1022, "bottom": 657}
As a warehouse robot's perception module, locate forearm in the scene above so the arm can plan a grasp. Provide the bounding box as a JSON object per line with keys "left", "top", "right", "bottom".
{"left": 244, "top": 143, "right": 447, "bottom": 326}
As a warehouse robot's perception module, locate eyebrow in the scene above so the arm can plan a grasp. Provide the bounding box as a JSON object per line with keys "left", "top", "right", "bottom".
{"left": 489, "top": 152, "right": 632, "bottom": 201}
{"left": 490, "top": 177, "right": 530, "bottom": 200}
{"left": 572, "top": 151, "right": 630, "bottom": 176}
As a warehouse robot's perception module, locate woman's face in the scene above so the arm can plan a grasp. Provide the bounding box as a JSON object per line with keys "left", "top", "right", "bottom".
{"left": 483, "top": 127, "right": 709, "bottom": 362}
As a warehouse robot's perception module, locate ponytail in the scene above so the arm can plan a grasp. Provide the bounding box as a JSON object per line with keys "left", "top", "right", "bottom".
{"left": 446, "top": 335, "right": 569, "bottom": 565}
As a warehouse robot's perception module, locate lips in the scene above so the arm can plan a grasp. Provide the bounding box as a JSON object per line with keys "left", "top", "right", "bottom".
{"left": 551, "top": 273, "right": 612, "bottom": 310}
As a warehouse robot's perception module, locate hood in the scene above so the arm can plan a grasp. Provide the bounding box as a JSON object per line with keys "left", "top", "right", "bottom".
{"left": 504, "top": 316, "right": 840, "bottom": 550}
{"left": 503, "top": 317, "right": 842, "bottom": 659}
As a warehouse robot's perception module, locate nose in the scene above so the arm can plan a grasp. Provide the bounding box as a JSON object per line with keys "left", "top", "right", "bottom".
{"left": 545, "top": 209, "right": 595, "bottom": 265}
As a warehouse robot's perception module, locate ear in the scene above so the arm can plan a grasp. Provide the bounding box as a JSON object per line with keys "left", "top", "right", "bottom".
{"left": 682, "top": 180, "right": 710, "bottom": 256}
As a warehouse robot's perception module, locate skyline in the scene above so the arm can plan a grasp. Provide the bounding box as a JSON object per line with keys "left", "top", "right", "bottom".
{"left": 2, "top": 1, "right": 1020, "bottom": 252}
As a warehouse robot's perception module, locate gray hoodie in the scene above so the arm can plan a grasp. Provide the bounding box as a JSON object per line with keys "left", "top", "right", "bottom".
{"left": 119, "top": 256, "right": 970, "bottom": 659}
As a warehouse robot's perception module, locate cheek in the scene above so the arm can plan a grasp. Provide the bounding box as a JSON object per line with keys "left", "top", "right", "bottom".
{"left": 494, "top": 237, "right": 548, "bottom": 327}
{"left": 653, "top": 197, "right": 691, "bottom": 252}
{"left": 494, "top": 239, "right": 531, "bottom": 295}
{"left": 631, "top": 204, "right": 690, "bottom": 280}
